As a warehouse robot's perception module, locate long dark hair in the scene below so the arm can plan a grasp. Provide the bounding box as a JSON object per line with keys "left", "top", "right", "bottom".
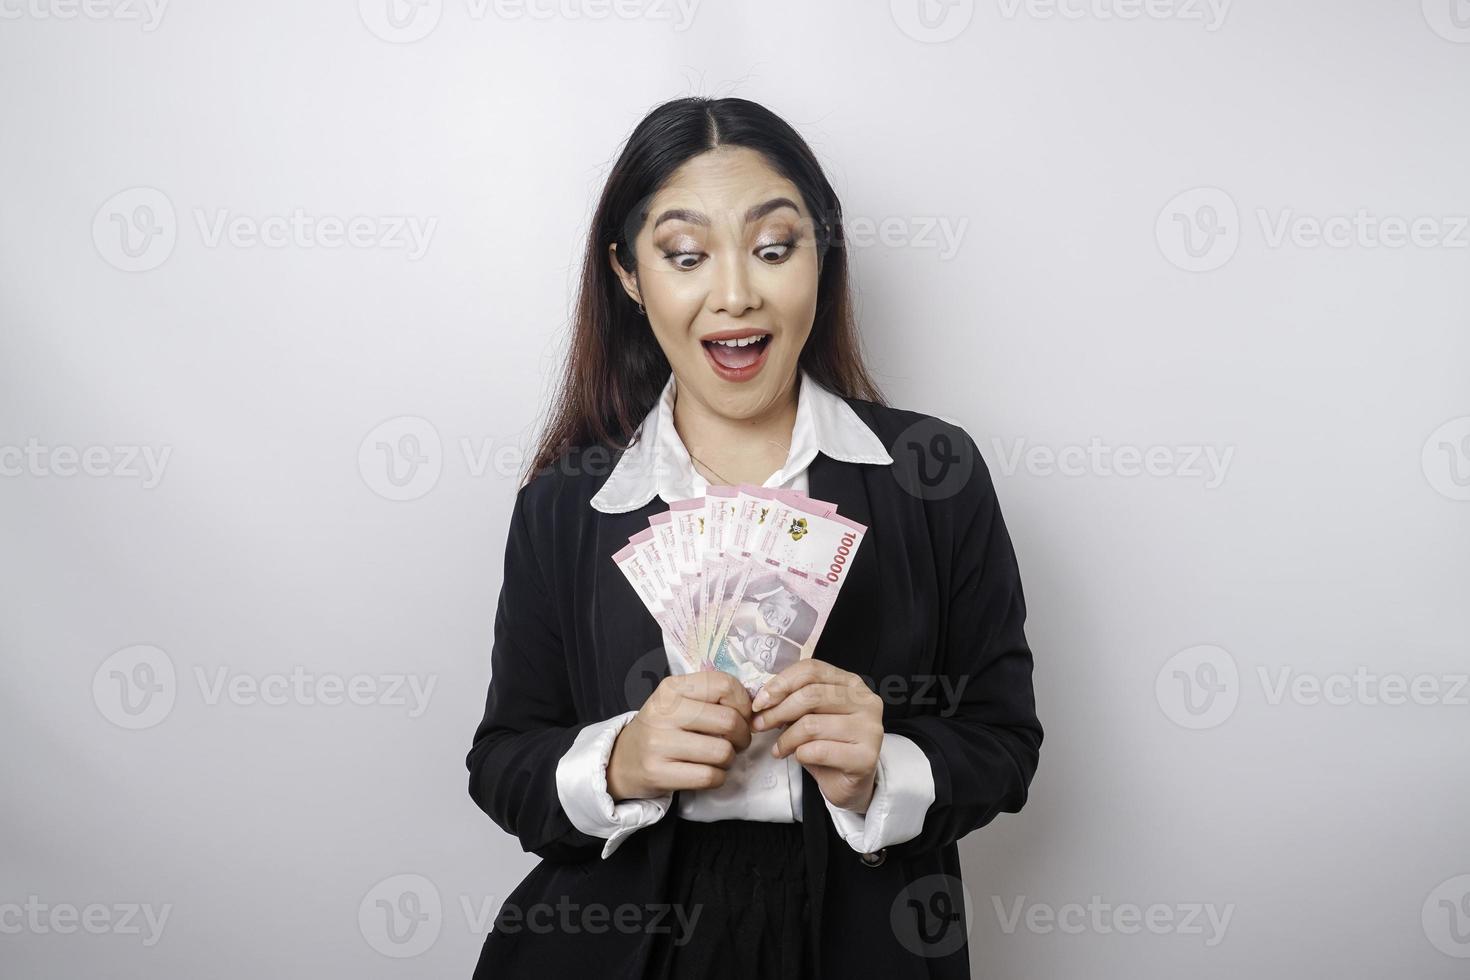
{"left": 522, "top": 96, "right": 887, "bottom": 486}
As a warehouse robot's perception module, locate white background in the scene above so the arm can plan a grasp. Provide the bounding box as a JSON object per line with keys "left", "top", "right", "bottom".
{"left": 2, "top": 0, "right": 1468, "bottom": 976}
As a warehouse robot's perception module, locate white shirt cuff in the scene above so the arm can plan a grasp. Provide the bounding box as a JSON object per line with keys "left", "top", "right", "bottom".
{"left": 822, "top": 732, "right": 935, "bottom": 854}
{"left": 554, "top": 710, "right": 674, "bottom": 859}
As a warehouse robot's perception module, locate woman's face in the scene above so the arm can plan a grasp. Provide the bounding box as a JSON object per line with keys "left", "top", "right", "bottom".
{"left": 609, "top": 146, "right": 821, "bottom": 423}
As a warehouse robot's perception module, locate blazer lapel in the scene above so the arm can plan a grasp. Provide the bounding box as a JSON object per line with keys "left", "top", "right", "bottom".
{"left": 800, "top": 450, "right": 891, "bottom": 975}
{"left": 803, "top": 451, "right": 884, "bottom": 686}
{"left": 590, "top": 500, "right": 671, "bottom": 714}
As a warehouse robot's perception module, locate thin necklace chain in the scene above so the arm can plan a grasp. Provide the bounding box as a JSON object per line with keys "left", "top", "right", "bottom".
{"left": 678, "top": 388, "right": 792, "bottom": 487}
{"left": 687, "top": 450, "right": 735, "bottom": 486}
{"left": 687, "top": 445, "right": 791, "bottom": 488}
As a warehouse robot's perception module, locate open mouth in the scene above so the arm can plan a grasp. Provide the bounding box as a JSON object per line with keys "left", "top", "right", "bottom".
{"left": 702, "top": 333, "right": 771, "bottom": 379}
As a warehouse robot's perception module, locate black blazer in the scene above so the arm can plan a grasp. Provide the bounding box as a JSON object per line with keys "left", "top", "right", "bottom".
{"left": 466, "top": 395, "right": 1043, "bottom": 980}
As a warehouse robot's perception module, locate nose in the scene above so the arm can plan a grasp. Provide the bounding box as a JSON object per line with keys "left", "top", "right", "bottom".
{"left": 707, "top": 246, "right": 760, "bottom": 317}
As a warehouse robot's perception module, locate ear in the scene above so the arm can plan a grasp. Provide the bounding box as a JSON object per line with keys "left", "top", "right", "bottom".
{"left": 607, "top": 243, "right": 642, "bottom": 307}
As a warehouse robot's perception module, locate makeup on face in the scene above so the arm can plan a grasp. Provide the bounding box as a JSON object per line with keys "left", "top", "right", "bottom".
{"left": 649, "top": 201, "right": 801, "bottom": 382}
{"left": 631, "top": 149, "right": 819, "bottom": 403}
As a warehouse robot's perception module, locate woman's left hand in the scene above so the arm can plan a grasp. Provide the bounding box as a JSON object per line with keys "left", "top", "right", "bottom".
{"left": 751, "top": 659, "right": 884, "bottom": 813}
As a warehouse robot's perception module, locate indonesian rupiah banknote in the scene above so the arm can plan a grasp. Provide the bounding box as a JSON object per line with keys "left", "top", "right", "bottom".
{"left": 613, "top": 484, "right": 866, "bottom": 695}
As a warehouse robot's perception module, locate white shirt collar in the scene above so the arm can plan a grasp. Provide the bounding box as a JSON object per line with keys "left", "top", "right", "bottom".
{"left": 589, "top": 368, "right": 893, "bottom": 514}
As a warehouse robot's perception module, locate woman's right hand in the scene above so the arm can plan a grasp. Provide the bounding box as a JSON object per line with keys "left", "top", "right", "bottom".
{"left": 606, "top": 671, "right": 754, "bottom": 801}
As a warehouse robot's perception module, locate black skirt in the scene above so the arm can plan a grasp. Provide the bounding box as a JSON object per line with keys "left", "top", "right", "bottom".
{"left": 642, "top": 818, "right": 813, "bottom": 980}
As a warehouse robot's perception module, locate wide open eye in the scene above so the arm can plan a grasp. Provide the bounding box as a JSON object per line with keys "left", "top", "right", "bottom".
{"left": 665, "top": 250, "right": 703, "bottom": 270}
{"left": 756, "top": 240, "right": 795, "bottom": 263}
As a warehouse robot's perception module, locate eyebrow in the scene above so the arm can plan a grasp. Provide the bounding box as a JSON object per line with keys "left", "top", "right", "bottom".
{"left": 651, "top": 197, "right": 802, "bottom": 230}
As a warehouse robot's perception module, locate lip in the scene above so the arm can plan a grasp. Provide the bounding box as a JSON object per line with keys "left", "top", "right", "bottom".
{"left": 701, "top": 331, "right": 772, "bottom": 383}
{"left": 700, "top": 327, "right": 772, "bottom": 343}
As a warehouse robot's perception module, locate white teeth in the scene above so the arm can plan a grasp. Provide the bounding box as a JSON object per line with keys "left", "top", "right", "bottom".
{"left": 709, "top": 334, "right": 769, "bottom": 348}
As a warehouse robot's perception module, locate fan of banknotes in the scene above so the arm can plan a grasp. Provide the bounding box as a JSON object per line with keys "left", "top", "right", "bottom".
{"left": 613, "top": 485, "right": 867, "bottom": 696}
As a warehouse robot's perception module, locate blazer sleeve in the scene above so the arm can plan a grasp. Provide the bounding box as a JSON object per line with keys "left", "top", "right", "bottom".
{"left": 883, "top": 430, "right": 1044, "bottom": 860}
{"left": 465, "top": 481, "right": 608, "bottom": 864}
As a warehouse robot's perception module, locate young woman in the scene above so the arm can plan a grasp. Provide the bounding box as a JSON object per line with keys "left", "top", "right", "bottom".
{"left": 466, "top": 96, "right": 1043, "bottom": 980}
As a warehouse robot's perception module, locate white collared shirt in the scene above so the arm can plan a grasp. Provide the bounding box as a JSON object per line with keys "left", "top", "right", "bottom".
{"left": 555, "top": 368, "right": 936, "bottom": 859}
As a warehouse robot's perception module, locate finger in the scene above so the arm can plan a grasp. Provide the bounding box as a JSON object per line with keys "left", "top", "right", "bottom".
{"left": 656, "top": 760, "right": 731, "bottom": 792}
{"left": 674, "top": 670, "right": 754, "bottom": 722}
{"left": 645, "top": 683, "right": 729, "bottom": 731}
{"left": 792, "top": 739, "right": 871, "bottom": 772}
{"left": 751, "top": 659, "right": 858, "bottom": 712}
{"left": 752, "top": 683, "right": 856, "bottom": 731}
{"left": 771, "top": 712, "right": 862, "bottom": 758}
{"left": 651, "top": 674, "right": 747, "bottom": 730}
{"left": 661, "top": 730, "right": 740, "bottom": 769}
{"left": 678, "top": 700, "right": 753, "bottom": 750}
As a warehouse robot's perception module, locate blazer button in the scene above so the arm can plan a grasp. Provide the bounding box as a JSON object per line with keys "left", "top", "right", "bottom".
{"left": 860, "top": 848, "right": 887, "bottom": 868}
